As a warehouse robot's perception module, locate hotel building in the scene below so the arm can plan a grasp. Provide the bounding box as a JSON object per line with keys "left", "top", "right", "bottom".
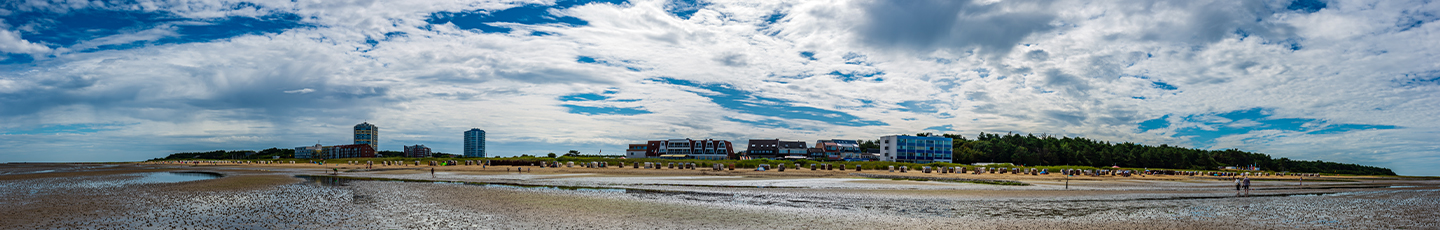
{"left": 879, "top": 135, "right": 953, "bottom": 163}
{"left": 629, "top": 138, "right": 733, "bottom": 160}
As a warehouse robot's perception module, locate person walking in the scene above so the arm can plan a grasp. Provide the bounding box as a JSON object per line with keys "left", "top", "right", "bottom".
{"left": 1235, "top": 178, "right": 1242, "bottom": 196}
{"left": 431, "top": 168, "right": 435, "bottom": 178}
{"left": 1243, "top": 175, "right": 1252, "bottom": 196}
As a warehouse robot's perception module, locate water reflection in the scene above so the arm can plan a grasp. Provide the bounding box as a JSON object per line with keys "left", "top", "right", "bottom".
{"left": 136, "top": 172, "right": 222, "bottom": 183}
{"left": 298, "top": 175, "right": 627, "bottom": 193}
{"left": 77, "top": 172, "right": 222, "bottom": 188}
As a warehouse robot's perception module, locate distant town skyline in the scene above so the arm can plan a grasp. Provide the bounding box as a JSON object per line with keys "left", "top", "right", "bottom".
{"left": 1, "top": 0, "right": 1436, "bottom": 175}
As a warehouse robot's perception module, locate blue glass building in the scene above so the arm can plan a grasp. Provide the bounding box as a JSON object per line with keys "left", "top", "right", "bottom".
{"left": 879, "top": 135, "right": 952, "bottom": 163}
{"left": 464, "top": 128, "right": 486, "bottom": 158}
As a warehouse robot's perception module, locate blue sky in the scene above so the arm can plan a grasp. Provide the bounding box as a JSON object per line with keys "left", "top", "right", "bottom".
{"left": 1, "top": 0, "right": 1438, "bottom": 175}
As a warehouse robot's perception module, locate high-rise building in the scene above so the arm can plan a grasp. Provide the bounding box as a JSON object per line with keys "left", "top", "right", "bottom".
{"left": 464, "top": 128, "right": 486, "bottom": 158}
{"left": 354, "top": 122, "right": 378, "bottom": 151}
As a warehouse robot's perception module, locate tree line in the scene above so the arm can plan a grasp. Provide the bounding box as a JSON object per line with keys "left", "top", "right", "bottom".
{"left": 895, "top": 132, "right": 1394, "bottom": 175}
{"left": 153, "top": 148, "right": 466, "bottom": 160}
{"left": 150, "top": 132, "right": 1395, "bottom": 176}
{"left": 151, "top": 148, "right": 294, "bottom": 160}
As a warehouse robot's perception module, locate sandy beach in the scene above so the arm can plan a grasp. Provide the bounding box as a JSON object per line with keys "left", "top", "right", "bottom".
{"left": 2, "top": 162, "right": 1436, "bottom": 229}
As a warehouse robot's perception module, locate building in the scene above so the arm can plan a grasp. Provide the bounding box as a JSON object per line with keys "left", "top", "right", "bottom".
{"left": 625, "top": 144, "right": 648, "bottom": 158}
{"left": 295, "top": 144, "right": 323, "bottom": 159}
{"left": 354, "top": 122, "right": 378, "bottom": 151}
{"left": 863, "top": 148, "right": 882, "bottom": 161}
{"left": 745, "top": 139, "right": 808, "bottom": 160}
{"left": 815, "top": 139, "right": 863, "bottom": 161}
{"left": 633, "top": 138, "right": 733, "bottom": 160}
{"left": 295, "top": 143, "right": 375, "bottom": 159}
{"left": 778, "top": 141, "right": 809, "bottom": 159}
{"left": 747, "top": 139, "right": 778, "bottom": 159}
{"left": 879, "top": 135, "right": 953, "bottom": 163}
{"left": 464, "top": 128, "right": 486, "bottom": 158}
{"left": 404, "top": 144, "right": 432, "bottom": 158}
{"left": 326, "top": 144, "right": 376, "bottom": 159}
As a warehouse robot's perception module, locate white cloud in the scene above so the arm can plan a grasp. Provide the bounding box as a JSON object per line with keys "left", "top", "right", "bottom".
{"left": 0, "top": 28, "right": 50, "bottom": 54}
{"left": 64, "top": 24, "right": 180, "bottom": 52}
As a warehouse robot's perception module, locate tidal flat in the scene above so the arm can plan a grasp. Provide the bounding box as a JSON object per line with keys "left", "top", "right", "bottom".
{"left": 2, "top": 163, "right": 1437, "bottom": 229}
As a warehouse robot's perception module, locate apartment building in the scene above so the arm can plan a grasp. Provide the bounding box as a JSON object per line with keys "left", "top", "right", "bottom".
{"left": 879, "top": 135, "right": 953, "bottom": 163}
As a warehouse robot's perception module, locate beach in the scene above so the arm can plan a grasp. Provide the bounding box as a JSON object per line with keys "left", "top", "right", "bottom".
{"left": 1, "top": 162, "right": 1436, "bottom": 229}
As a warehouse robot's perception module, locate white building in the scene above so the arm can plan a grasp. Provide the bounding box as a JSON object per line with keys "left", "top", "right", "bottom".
{"left": 879, "top": 135, "right": 953, "bottom": 164}
{"left": 655, "top": 138, "right": 733, "bottom": 160}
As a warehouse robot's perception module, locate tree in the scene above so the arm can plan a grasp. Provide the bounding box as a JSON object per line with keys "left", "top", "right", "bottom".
{"left": 933, "top": 132, "right": 1394, "bottom": 175}
{"left": 378, "top": 151, "right": 404, "bottom": 158}
{"left": 859, "top": 139, "right": 880, "bottom": 152}
{"left": 548, "top": 153, "right": 558, "bottom": 158}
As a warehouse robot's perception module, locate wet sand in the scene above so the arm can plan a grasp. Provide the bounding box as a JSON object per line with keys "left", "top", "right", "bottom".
{"left": 2, "top": 162, "right": 1437, "bottom": 229}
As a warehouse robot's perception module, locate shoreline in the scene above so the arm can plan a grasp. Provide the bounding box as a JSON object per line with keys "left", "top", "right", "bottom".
{"left": 3, "top": 163, "right": 1439, "bottom": 229}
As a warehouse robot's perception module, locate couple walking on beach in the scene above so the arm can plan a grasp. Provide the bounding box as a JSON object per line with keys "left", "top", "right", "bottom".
{"left": 1236, "top": 175, "right": 1251, "bottom": 196}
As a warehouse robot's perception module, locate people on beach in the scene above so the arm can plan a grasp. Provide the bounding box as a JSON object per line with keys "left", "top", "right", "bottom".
{"left": 1243, "top": 175, "right": 1252, "bottom": 196}
{"left": 1235, "top": 178, "right": 1242, "bottom": 196}
{"left": 431, "top": 168, "right": 435, "bottom": 178}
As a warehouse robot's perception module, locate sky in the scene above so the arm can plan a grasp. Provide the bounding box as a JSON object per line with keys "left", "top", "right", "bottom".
{"left": 0, "top": 0, "right": 1436, "bottom": 175}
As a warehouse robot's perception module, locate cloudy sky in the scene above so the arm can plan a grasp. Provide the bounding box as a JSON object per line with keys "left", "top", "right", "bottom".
{"left": 0, "top": 0, "right": 1436, "bottom": 175}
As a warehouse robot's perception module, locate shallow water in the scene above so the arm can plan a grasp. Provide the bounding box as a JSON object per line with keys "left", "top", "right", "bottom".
{"left": 299, "top": 175, "right": 629, "bottom": 193}
{"left": 134, "top": 172, "right": 222, "bottom": 183}
{"left": 78, "top": 172, "right": 221, "bottom": 188}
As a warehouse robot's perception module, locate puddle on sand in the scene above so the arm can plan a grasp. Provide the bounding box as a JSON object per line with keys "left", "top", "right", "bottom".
{"left": 0, "top": 169, "right": 56, "bottom": 175}
{"left": 136, "top": 172, "right": 222, "bottom": 183}
{"left": 75, "top": 172, "right": 222, "bottom": 188}
{"left": 293, "top": 175, "right": 729, "bottom": 195}
{"left": 296, "top": 175, "right": 627, "bottom": 193}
